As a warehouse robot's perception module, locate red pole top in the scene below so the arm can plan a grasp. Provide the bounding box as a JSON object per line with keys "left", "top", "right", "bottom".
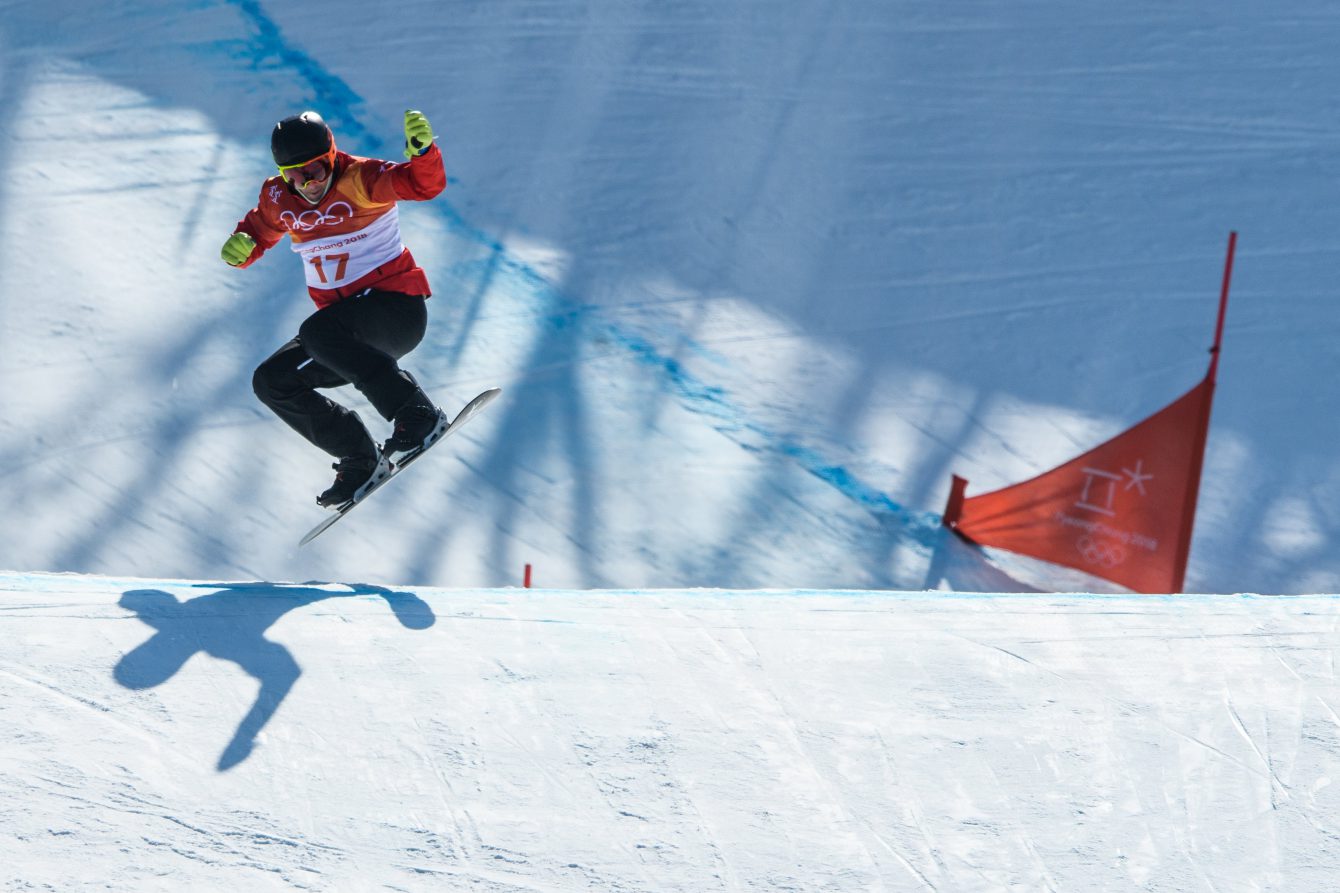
{"left": 943, "top": 475, "right": 968, "bottom": 529}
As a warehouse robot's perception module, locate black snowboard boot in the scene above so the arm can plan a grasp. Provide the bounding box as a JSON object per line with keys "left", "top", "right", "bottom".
{"left": 317, "top": 452, "right": 392, "bottom": 508}
{"left": 383, "top": 399, "right": 449, "bottom": 460}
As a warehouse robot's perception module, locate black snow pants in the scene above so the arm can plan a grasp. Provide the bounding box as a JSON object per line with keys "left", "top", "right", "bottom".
{"left": 253, "top": 289, "right": 431, "bottom": 460}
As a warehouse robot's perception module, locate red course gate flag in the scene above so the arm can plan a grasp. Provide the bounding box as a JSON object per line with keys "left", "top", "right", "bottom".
{"left": 942, "top": 232, "right": 1237, "bottom": 594}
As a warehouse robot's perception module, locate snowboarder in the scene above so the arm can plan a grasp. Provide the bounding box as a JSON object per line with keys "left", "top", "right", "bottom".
{"left": 222, "top": 109, "right": 448, "bottom": 507}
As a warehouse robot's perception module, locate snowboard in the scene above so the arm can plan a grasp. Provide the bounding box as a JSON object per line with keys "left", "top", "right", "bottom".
{"left": 298, "top": 387, "right": 501, "bottom": 547}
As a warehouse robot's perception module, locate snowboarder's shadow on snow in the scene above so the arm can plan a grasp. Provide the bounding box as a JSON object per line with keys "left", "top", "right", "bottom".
{"left": 114, "top": 582, "right": 434, "bottom": 772}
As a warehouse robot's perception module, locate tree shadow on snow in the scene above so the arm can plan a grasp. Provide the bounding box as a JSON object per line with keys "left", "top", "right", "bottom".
{"left": 113, "top": 582, "right": 434, "bottom": 772}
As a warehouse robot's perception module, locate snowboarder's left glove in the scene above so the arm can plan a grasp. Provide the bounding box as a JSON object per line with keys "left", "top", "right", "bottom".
{"left": 403, "top": 109, "right": 434, "bottom": 159}
{"left": 221, "top": 231, "right": 256, "bottom": 266}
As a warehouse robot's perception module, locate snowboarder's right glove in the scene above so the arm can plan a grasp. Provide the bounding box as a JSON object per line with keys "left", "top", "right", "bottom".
{"left": 220, "top": 231, "right": 256, "bottom": 266}
{"left": 403, "top": 109, "right": 435, "bottom": 158}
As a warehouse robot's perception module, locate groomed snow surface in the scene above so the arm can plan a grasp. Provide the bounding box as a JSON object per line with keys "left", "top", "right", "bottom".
{"left": 6, "top": 0, "right": 1340, "bottom": 889}
{"left": 6, "top": 572, "right": 1340, "bottom": 891}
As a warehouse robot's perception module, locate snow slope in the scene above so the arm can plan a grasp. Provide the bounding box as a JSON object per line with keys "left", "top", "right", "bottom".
{"left": 7, "top": 6, "right": 1340, "bottom": 886}
{"left": 1, "top": 1, "right": 1338, "bottom": 591}
{"left": 7, "top": 571, "right": 1340, "bottom": 890}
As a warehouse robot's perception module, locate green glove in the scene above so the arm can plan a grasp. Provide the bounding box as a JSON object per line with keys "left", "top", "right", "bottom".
{"left": 403, "top": 109, "right": 434, "bottom": 159}
{"left": 221, "top": 231, "right": 256, "bottom": 266}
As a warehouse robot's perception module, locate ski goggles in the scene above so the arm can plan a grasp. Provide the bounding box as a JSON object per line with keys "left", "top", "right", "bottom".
{"left": 278, "top": 148, "right": 336, "bottom": 186}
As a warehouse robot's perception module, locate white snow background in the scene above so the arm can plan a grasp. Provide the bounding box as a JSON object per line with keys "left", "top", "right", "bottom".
{"left": 4, "top": 1, "right": 1340, "bottom": 889}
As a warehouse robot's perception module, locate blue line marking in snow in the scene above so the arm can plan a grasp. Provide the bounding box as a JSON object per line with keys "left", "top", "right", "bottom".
{"left": 228, "top": 0, "right": 373, "bottom": 142}
{"left": 224, "top": 0, "right": 921, "bottom": 527}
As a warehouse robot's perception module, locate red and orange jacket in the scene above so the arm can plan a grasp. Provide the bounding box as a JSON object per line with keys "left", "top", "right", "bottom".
{"left": 232, "top": 144, "right": 446, "bottom": 309}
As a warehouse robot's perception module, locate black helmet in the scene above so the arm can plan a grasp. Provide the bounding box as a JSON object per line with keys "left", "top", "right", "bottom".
{"left": 270, "top": 111, "right": 335, "bottom": 167}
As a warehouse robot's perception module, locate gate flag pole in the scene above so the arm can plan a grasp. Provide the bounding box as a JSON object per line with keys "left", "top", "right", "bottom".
{"left": 1170, "top": 230, "right": 1236, "bottom": 591}
{"left": 1207, "top": 230, "right": 1237, "bottom": 385}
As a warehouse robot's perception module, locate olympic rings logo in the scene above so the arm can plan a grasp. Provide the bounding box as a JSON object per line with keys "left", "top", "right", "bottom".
{"left": 280, "top": 201, "right": 354, "bottom": 233}
{"left": 1076, "top": 536, "right": 1127, "bottom": 569}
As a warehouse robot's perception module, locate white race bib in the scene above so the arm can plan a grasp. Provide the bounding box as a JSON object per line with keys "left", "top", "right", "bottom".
{"left": 290, "top": 205, "right": 405, "bottom": 290}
